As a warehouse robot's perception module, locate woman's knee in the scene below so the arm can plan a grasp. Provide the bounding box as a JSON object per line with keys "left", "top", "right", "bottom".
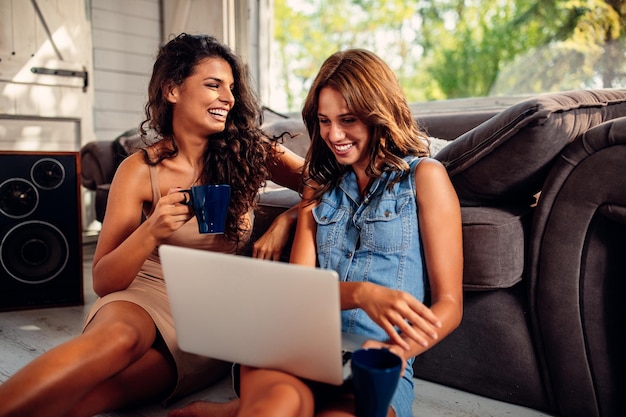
{"left": 244, "top": 382, "right": 312, "bottom": 416}
{"left": 240, "top": 368, "right": 315, "bottom": 416}
{"left": 85, "top": 303, "right": 156, "bottom": 359}
{"left": 269, "top": 383, "right": 308, "bottom": 409}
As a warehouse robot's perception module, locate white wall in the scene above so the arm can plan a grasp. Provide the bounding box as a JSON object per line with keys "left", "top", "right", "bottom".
{"left": 0, "top": 0, "right": 263, "bottom": 229}
{"left": 90, "top": 0, "right": 161, "bottom": 140}
{"left": 1, "top": 0, "right": 264, "bottom": 144}
{"left": 0, "top": 0, "right": 94, "bottom": 149}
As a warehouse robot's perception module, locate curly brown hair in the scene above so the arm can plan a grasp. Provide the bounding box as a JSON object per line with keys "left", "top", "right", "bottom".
{"left": 139, "top": 33, "right": 272, "bottom": 242}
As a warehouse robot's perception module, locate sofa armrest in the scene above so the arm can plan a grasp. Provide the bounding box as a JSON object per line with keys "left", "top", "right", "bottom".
{"left": 528, "top": 117, "right": 626, "bottom": 417}
{"left": 80, "top": 140, "right": 117, "bottom": 191}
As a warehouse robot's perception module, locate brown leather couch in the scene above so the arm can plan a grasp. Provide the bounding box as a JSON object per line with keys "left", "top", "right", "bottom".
{"left": 80, "top": 89, "right": 626, "bottom": 417}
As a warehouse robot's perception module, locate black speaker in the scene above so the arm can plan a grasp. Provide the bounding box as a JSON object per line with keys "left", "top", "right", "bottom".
{"left": 0, "top": 151, "right": 83, "bottom": 311}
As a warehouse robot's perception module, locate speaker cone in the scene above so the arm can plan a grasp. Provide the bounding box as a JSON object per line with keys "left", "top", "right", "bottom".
{"left": 0, "top": 179, "right": 39, "bottom": 219}
{"left": 31, "top": 158, "right": 65, "bottom": 189}
{"left": 0, "top": 220, "right": 69, "bottom": 284}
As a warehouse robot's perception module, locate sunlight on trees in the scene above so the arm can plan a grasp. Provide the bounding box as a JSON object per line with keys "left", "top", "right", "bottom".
{"left": 269, "top": 0, "right": 626, "bottom": 113}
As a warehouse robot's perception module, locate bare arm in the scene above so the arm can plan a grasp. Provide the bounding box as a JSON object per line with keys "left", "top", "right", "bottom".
{"left": 252, "top": 143, "right": 305, "bottom": 260}
{"left": 291, "top": 159, "right": 462, "bottom": 356}
{"left": 410, "top": 159, "right": 463, "bottom": 354}
{"left": 290, "top": 178, "right": 446, "bottom": 348}
{"left": 289, "top": 186, "right": 318, "bottom": 267}
{"left": 363, "top": 159, "right": 463, "bottom": 359}
{"left": 267, "top": 143, "right": 304, "bottom": 191}
{"left": 91, "top": 153, "right": 193, "bottom": 296}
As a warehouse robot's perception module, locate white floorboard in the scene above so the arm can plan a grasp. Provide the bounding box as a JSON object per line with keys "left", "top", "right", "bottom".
{"left": 0, "top": 242, "right": 555, "bottom": 416}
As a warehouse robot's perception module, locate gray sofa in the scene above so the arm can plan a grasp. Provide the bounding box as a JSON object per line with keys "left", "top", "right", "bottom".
{"left": 80, "top": 89, "right": 626, "bottom": 417}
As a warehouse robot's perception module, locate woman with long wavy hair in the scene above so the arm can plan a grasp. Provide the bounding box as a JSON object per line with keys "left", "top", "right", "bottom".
{"left": 0, "top": 33, "right": 303, "bottom": 417}
{"left": 171, "top": 48, "right": 462, "bottom": 417}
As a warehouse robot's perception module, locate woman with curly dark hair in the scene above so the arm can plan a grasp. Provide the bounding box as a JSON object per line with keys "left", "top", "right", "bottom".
{"left": 0, "top": 33, "right": 303, "bottom": 417}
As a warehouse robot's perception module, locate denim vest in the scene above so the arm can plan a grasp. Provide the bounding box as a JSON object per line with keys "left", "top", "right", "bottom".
{"left": 313, "top": 157, "right": 426, "bottom": 378}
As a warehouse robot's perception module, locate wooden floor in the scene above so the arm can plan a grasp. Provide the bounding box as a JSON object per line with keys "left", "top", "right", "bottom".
{"left": 0, "top": 241, "right": 555, "bottom": 417}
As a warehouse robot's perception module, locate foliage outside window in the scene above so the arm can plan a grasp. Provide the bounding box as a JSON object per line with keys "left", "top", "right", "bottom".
{"left": 270, "top": 0, "right": 626, "bottom": 113}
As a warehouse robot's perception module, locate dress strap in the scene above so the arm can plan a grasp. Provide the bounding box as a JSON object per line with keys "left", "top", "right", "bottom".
{"left": 145, "top": 164, "right": 161, "bottom": 217}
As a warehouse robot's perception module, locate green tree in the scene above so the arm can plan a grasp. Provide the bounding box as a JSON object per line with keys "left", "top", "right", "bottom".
{"left": 271, "top": 0, "right": 626, "bottom": 111}
{"left": 272, "top": 0, "right": 421, "bottom": 111}
{"left": 489, "top": 0, "right": 626, "bottom": 94}
{"left": 416, "top": 0, "right": 626, "bottom": 98}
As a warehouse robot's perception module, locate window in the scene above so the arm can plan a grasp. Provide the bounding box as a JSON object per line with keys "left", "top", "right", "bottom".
{"left": 267, "top": 0, "right": 626, "bottom": 113}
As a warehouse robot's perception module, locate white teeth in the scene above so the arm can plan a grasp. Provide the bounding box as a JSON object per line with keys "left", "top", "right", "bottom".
{"left": 209, "top": 109, "right": 227, "bottom": 117}
{"left": 334, "top": 143, "right": 353, "bottom": 152}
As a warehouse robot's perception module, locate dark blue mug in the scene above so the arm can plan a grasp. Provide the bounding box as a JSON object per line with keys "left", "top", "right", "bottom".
{"left": 351, "top": 348, "right": 402, "bottom": 417}
{"left": 180, "top": 184, "right": 230, "bottom": 234}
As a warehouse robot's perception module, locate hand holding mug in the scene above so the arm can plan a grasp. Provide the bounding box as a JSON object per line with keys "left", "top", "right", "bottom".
{"left": 179, "top": 184, "right": 230, "bottom": 234}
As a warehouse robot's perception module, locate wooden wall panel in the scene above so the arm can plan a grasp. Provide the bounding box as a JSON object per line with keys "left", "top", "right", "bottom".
{"left": 91, "top": 8, "right": 161, "bottom": 37}
{"left": 94, "top": 49, "right": 154, "bottom": 75}
{"left": 90, "top": 0, "right": 160, "bottom": 140}
{"left": 0, "top": 0, "right": 94, "bottom": 146}
{"left": 92, "top": 28, "right": 158, "bottom": 56}
{"left": 94, "top": 110, "right": 143, "bottom": 138}
{"left": 93, "top": 0, "right": 160, "bottom": 20}
{"left": 97, "top": 90, "right": 147, "bottom": 114}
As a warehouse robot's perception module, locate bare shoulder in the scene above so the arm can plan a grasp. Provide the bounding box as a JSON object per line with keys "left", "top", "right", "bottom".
{"left": 109, "top": 151, "right": 152, "bottom": 198}
{"left": 115, "top": 150, "right": 149, "bottom": 177}
{"left": 413, "top": 157, "right": 457, "bottom": 202}
{"left": 414, "top": 157, "right": 448, "bottom": 180}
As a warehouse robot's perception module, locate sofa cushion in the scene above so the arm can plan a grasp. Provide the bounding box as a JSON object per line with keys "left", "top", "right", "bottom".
{"left": 435, "top": 89, "right": 626, "bottom": 206}
{"left": 114, "top": 128, "right": 155, "bottom": 158}
{"left": 417, "top": 109, "right": 500, "bottom": 141}
{"left": 461, "top": 205, "right": 531, "bottom": 290}
{"left": 428, "top": 136, "right": 452, "bottom": 157}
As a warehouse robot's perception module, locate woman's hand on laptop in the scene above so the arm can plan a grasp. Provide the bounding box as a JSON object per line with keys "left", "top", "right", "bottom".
{"left": 358, "top": 283, "right": 441, "bottom": 351}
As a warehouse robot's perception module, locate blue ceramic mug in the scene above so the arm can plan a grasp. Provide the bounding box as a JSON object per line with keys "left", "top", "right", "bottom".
{"left": 180, "top": 184, "right": 230, "bottom": 234}
{"left": 351, "top": 348, "right": 402, "bottom": 417}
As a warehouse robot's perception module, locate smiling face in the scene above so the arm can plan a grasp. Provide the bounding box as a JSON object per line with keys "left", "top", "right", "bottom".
{"left": 317, "top": 86, "right": 371, "bottom": 172}
{"left": 167, "top": 57, "right": 235, "bottom": 138}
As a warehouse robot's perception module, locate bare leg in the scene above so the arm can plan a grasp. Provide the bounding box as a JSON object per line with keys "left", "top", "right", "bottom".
{"left": 235, "top": 365, "right": 316, "bottom": 417}
{"left": 168, "top": 399, "right": 240, "bottom": 417}
{"left": 166, "top": 366, "right": 398, "bottom": 417}
{"left": 67, "top": 345, "right": 177, "bottom": 417}
{"left": 0, "top": 301, "right": 163, "bottom": 417}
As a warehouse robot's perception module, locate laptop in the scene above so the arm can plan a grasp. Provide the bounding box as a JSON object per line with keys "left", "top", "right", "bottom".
{"left": 159, "top": 244, "right": 370, "bottom": 385}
